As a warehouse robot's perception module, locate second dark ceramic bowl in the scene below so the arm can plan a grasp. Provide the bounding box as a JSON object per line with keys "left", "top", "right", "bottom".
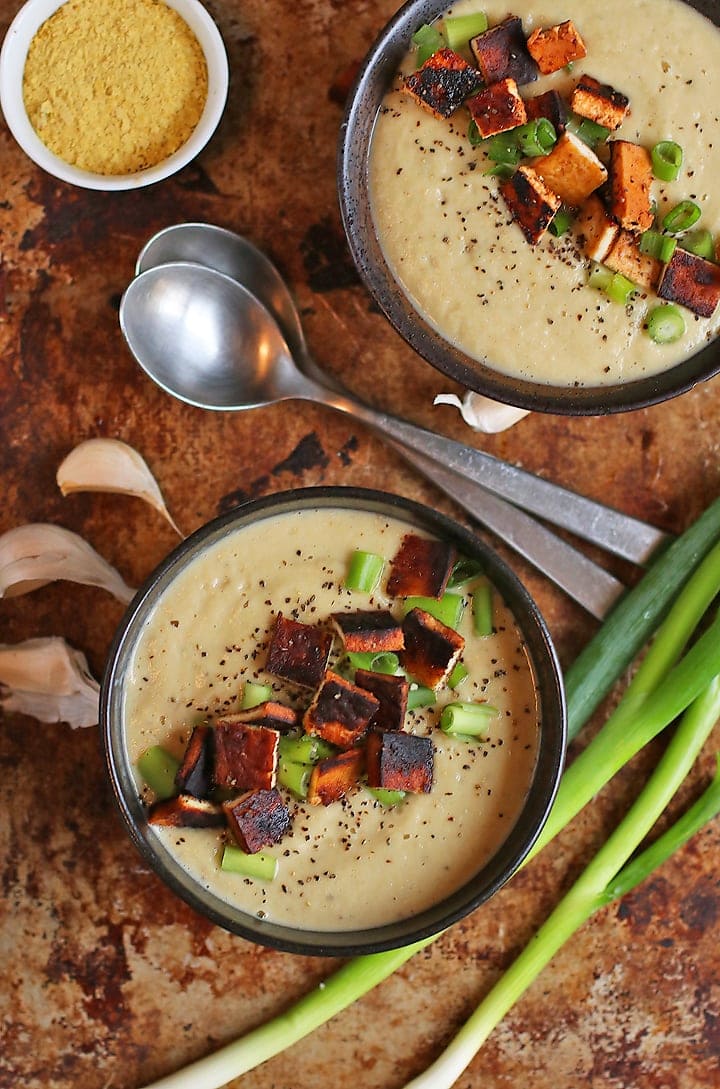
{"left": 338, "top": 0, "right": 720, "bottom": 415}
{"left": 102, "top": 486, "right": 566, "bottom": 957}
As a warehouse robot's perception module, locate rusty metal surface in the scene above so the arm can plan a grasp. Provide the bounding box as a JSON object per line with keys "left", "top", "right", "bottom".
{"left": 0, "top": 1, "right": 719, "bottom": 1087}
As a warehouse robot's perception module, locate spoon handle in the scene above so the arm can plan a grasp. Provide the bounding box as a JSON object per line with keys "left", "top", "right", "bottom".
{"left": 313, "top": 386, "right": 668, "bottom": 566}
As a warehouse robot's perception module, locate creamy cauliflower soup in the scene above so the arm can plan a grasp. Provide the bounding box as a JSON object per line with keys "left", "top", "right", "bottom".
{"left": 122, "top": 506, "right": 541, "bottom": 932}
{"left": 369, "top": 0, "right": 720, "bottom": 386}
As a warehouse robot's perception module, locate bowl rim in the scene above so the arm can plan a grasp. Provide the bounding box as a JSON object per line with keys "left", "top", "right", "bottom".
{"left": 101, "top": 485, "right": 567, "bottom": 957}
{"left": 337, "top": 0, "right": 720, "bottom": 416}
{"left": 0, "top": 0, "right": 229, "bottom": 191}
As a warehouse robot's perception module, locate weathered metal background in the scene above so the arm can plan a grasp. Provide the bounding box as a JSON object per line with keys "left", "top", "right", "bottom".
{"left": 0, "top": 1, "right": 718, "bottom": 1087}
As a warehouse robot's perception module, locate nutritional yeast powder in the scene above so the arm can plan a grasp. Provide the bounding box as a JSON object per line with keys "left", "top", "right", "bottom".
{"left": 22, "top": 0, "right": 209, "bottom": 175}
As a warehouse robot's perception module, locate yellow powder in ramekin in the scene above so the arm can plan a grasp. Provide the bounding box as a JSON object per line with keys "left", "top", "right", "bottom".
{"left": 22, "top": 0, "right": 208, "bottom": 175}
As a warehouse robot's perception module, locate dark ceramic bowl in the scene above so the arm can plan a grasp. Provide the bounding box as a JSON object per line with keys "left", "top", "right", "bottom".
{"left": 102, "top": 487, "right": 566, "bottom": 956}
{"left": 338, "top": 0, "right": 720, "bottom": 415}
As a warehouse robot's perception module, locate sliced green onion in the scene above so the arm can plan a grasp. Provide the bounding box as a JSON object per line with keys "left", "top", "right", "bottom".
{"left": 366, "top": 786, "right": 407, "bottom": 807}
{"left": 639, "top": 229, "right": 677, "bottom": 264}
{"left": 346, "top": 650, "right": 400, "bottom": 675}
{"left": 549, "top": 207, "right": 573, "bottom": 238}
{"left": 345, "top": 550, "right": 384, "bottom": 593}
{"left": 403, "top": 592, "right": 464, "bottom": 629}
{"left": 278, "top": 735, "right": 335, "bottom": 764}
{"left": 467, "top": 120, "right": 484, "bottom": 147}
{"left": 486, "top": 132, "right": 522, "bottom": 166}
{"left": 407, "top": 684, "right": 436, "bottom": 710}
{"left": 440, "top": 701, "right": 499, "bottom": 738}
{"left": 443, "top": 11, "right": 488, "bottom": 51}
{"left": 569, "top": 114, "right": 610, "bottom": 149}
{"left": 515, "top": 118, "right": 557, "bottom": 157}
{"left": 447, "top": 661, "right": 469, "bottom": 689}
{"left": 412, "top": 23, "right": 444, "bottom": 66}
{"left": 645, "top": 304, "right": 686, "bottom": 345}
{"left": 472, "top": 583, "right": 494, "bottom": 636}
{"left": 588, "top": 262, "right": 614, "bottom": 292}
{"left": 221, "top": 845, "right": 278, "bottom": 881}
{"left": 681, "top": 228, "right": 715, "bottom": 260}
{"left": 277, "top": 758, "right": 311, "bottom": 800}
{"left": 447, "top": 557, "right": 484, "bottom": 588}
{"left": 605, "top": 272, "right": 638, "bottom": 306}
{"left": 662, "top": 200, "right": 701, "bottom": 234}
{"left": 651, "top": 140, "right": 683, "bottom": 182}
{"left": 137, "top": 745, "right": 180, "bottom": 799}
{"left": 484, "top": 163, "right": 516, "bottom": 178}
{"left": 240, "top": 681, "right": 272, "bottom": 709}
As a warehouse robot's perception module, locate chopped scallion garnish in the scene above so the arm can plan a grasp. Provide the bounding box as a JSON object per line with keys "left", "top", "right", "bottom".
{"left": 467, "top": 119, "right": 483, "bottom": 147}
{"left": 443, "top": 11, "right": 488, "bottom": 51}
{"left": 346, "top": 650, "right": 400, "bottom": 675}
{"left": 240, "top": 681, "right": 272, "bottom": 709}
{"left": 366, "top": 786, "right": 406, "bottom": 807}
{"left": 639, "top": 228, "right": 677, "bottom": 264}
{"left": 549, "top": 207, "right": 573, "bottom": 238}
{"left": 278, "top": 735, "right": 335, "bottom": 764}
{"left": 588, "top": 262, "right": 614, "bottom": 292}
{"left": 344, "top": 549, "right": 384, "bottom": 593}
{"left": 277, "top": 758, "right": 311, "bottom": 800}
{"left": 472, "top": 582, "right": 494, "bottom": 636}
{"left": 662, "top": 200, "right": 701, "bottom": 234}
{"left": 221, "top": 845, "right": 278, "bottom": 881}
{"left": 440, "top": 701, "right": 498, "bottom": 739}
{"left": 447, "top": 557, "right": 484, "bottom": 588}
{"left": 569, "top": 114, "right": 610, "bottom": 149}
{"left": 403, "top": 592, "right": 464, "bottom": 630}
{"left": 412, "top": 23, "right": 444, "bottom": 66}
{"left": 681, "top": 228, "right": 715, "bottom": 260}
{"left": 486, "top": 131, "right": 522, "bottom": 166}
{"left": 407, "top": 684, "right": 436, "bottom": 710}
{"left": 645, "top": 304, "right": 686, "bottom": 345}
{"left": 447, "top": 660, "right": 469, "bottom": 689}
{"left": 515, "top": 118, "right": 557, "bottom": 157}
{"left": 137, "top": 745, "right": 180, "bottom": 799}
{"left": 651, "top": 140, "right": 683, "bottom": 182}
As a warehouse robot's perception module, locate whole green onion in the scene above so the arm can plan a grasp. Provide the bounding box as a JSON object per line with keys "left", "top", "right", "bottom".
{"left": 662, "top": 199, "right": 701, "bottom": 233}
{"left": 639, "top": 228, "right": 677, "bottom": 264}
{"left": 651, "top": 140, "right": 683, "bottom": 182}
{"left": 443, "top": 11, "right": 488, "bottom": 51}
{"left": 681, "top": 228, "right": 715, "bottom": 260}
{"left": 137, "top": 745, "right": 180, "bottom": 799}
{"left": 221, "top": 845, "right": 278, "bottom": 882}
{"left": 412, "top": 23, "right": 444, "bottom": 66}
{"left": 345, "top": 549, "right": 384, "bottom": 593}
{"left": 645, "top": 303, "right": 686, "bottom": 345}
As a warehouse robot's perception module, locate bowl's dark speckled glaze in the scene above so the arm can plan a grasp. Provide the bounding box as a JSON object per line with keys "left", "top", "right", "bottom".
{"left": 102, "top": 487, "right": 566, "bottom": 957}
{"left": 338, "top": 0, "right": 720, "bottom": 415}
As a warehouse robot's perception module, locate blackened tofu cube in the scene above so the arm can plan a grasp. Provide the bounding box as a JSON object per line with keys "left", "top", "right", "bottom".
{"left": 469, "top": 15, "right": 538, "bottom": 86}
{"left": 658, "top": 248, "right": 720, "bottom": 318}
{"left": 223, "top": 788, "right": 291, "bottom": 853}
{"left": 175, "top": 723, "right": 214, "bottom": 798}
{"left": 366, "top": 730, "right": 434, "bottom": 794}
{"left": 575, "top": 193, "right": 619, "bottom": 262}
{"left": 265, "top": 613, "right": 332, "bottom": 688}
{"left": 230, "top": 700, "right": 298, "bottom": 732}
{"left": 530, "top": 131, "right": 607, "bottom": 208}
{"left": 400, "top": 608, "right": 465, "bottom": 690}
{"left": 307, "top": 747, "right": 365, "bottom": 806}
{"left": 526, "top": 20, "right": 587, "bottom": 75}
{"left": 524, "top": 89, "right": 567, "bottom": 134}
{"left": 148, "top": 794, "right": 225, "bottom": 828}
{"left": 499, "top": 165, "right": 562, "bottom": 245}
{"left": 303, "top": 670, "right": 380, "bottom": 749}
{"left": 386, "top": 533, "right": 456, "bottom": 599}
{"left": 607, "top": 140, "right": 654, "bottom": 232}
{"left": 466, "top": 77, "right": 527, "bottom": 138}
{"left": 570, "top": 75, "right": 629, "bottom": 131}
{"left": 214, "top": 719, "right": 279, "bottom": 792}
{"left": 403, "top": 47, "right": 483, "bottom": 119}
{"left": 331, "top": 609, "right": 404, "bottom": 653}
{"left": 354, "top": 669, "right": 410, "bottom": 733}
{"left": 604, "top": 229, "right": 662, "bottom": 292}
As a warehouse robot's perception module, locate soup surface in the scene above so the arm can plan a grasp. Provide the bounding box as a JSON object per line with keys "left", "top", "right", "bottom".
{"left": 369, "top": 0, "right": 720, "bottom": 386}
{"left": 123, "top": 507, "right": 540, "bottom": 931}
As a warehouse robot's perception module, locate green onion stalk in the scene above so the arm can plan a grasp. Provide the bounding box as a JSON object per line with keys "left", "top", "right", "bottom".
{"left": 136, "top": 498, "right": 720, "bottom": 1089}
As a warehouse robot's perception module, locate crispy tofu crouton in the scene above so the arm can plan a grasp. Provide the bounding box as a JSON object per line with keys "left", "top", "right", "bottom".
{"left": 570, "top": 74, "right": 629, "bottom": 131}
{"left": 466, "top": 77, "right": 527, "bottom": 138}
{"left": 265, "top": 613, "right": 332, "bottom": 689}
{"left": 400, "top": 608, "right": 465, "bottom": 690}
{"left": 386, "top": 533, "right": 456, "bottom": 599}
{"left": 524, "top": 88, "right": 567, "bottom": 134}
{"left": 403, "top": 47, "right": 483, "bottom": 119}
{"left": 223, "top": 788, "right": 291, "bottom": 853}
{"left": 526, "top": 20, "right": 587, "bottom": 74}
{"left": 307, "top": 747, "right": 365, "bottom": 806}
{"left": 608, "top": 141, "right": 654, "bottom": 232}
{"left": 530, "top": 131, "right": 607, "bottom": 207}
{"left": 354, "top": 669, "right": 410, "bottom": 733}
{"left": 303, "top": 670, "right": 380, "bottom": 749}
{"left": 230, "top": 700, "right": 298, "bottom": 732}
{"left": 175, "top": 723, "right": 214, "bottom": 798}
{"left": 149, "top": 794, "right": 225, "bottom": 828}
{"left": 214, "top": 719, "right": 280, "bottom": 792}
{"left": 469, "top": 15, "right": 538, "bottom": 86}
{"left": 575, "top": 194, "right": 620, "bottom": 262}
{"left": 658, "top": 248, "right": 720, "bottom": 318}
{"left": 366, "top": 730, "right": 434, "bottom": 794}
{"left": 604, "top": 229, "right": 662, "bottom": 291}
{"left": 498, "top": 165, "right": 562, "bottom": 245}
{"left": 331, "top": 609, "right": 404, "bottom": 653}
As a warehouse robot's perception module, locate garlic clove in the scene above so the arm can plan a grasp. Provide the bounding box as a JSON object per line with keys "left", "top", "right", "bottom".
{"left": 0, "top": 523, "right": 135, "bottom": 603}
{"left": 57, "top": 438, "right": 183, "bottom": 538}
{"left": 434, "top": 392, "right": 531, "bottom": 433}
{"left": 0, "top": 637, "right": 99, "bottom": 728}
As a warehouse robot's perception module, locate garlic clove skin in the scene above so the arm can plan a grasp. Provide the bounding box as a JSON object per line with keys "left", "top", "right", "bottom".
{"left": 434, "top": 392, "right": 531, "bottom": 433}
{"left": 0, "top": 637, "right": 99, "bottom": 728}
{"left": 0, "top": 523, "right": 135, "bottom": 603}
{"left": 57, "top": 438, "right": 183, "bottom": 538}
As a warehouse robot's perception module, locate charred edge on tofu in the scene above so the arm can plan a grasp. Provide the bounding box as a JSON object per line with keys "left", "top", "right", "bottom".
{"left": 353, "top": 668, "right": 410, "bottom": 733}
{"left": 404, "top": 47, "right": 483, "bottom": 118}
{"left": 386, "top": 533, "right": 456, "bottom": 599}
{"left": 223, "top": 788, "right": 292, "bottom": 854}
{"left": 265, "top": 613, "right": 333, "bottom": 689}
{"left": 366, "top": 731, "right": 434, "bottom": 794}
{"left": 303, "top": 670, "right": 381, "bottom": 749}
{"left": 331, "top": 609, "right": 405, "bottom": 653}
